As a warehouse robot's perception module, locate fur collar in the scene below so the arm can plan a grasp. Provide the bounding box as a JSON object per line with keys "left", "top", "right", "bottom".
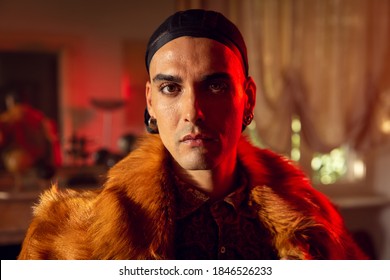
{"left": 91, "top": 134, "right": 362, "bottom": 259}
{"left": 21, "top": 134, "right": 366, "bottom": 259}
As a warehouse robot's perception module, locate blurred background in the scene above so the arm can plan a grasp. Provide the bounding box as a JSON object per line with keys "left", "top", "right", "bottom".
{"left": 0, "top": 0, "right": 389, "bottom": 259}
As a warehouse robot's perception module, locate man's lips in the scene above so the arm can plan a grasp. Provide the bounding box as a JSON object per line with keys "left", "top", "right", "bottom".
{"left": 180, "top": 134, "right": 217, "bottom": 142}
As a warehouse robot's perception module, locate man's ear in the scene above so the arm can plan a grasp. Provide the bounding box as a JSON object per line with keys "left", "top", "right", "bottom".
{"left": 145, "top": 81, "right": 155, "bottom": 117}
{"left": 244, "top": 76, "right": 256, "bottom": 112}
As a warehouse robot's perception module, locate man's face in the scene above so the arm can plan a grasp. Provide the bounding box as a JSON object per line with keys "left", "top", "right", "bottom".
{"left": 146, "top": 36, "right": 255, "bottom": 171}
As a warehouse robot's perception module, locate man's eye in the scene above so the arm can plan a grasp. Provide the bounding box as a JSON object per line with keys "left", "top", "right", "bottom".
{"left": 209, "top": 82, "right": 228, "bottom": 94}
{"left": 160, "top": 83, "right": 180, "bottom": 95}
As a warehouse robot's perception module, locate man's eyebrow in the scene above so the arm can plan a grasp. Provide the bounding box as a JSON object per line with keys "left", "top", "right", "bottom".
{"left": 152, "top": 74, "right": 182, "bottom": 83}
{"left": 201, "top": 72, "right": 232, "bottom": 81}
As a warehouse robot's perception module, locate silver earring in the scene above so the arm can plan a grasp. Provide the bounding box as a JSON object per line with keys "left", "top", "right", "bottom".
{"left": 243, "top": 112, "right": 254, "bottom": 126}
{"left": 147, "top": 117, "right": 159, "bottom": 134}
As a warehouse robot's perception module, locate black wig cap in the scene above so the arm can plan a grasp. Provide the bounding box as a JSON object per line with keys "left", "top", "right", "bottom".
{"left": 145, "top": 9, "right": 249, "bottom": 77}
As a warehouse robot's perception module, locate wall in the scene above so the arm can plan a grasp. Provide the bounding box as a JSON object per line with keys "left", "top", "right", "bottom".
{"left": 0, "top": 0, "right": 176, "bottom": 163}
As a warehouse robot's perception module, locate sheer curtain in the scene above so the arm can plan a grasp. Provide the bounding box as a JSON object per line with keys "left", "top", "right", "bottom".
{"left": 176, "top": 0, "right": 390, "bottom": 155}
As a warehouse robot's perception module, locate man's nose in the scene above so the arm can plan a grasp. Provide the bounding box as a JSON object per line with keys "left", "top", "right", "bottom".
{"left": 183, "top": 89, "right": 205, "bottom": 124}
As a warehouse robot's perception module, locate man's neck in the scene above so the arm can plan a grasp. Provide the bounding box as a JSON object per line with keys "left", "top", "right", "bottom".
{"left": 174, "top": 158, "right": 239, "bottom": 200}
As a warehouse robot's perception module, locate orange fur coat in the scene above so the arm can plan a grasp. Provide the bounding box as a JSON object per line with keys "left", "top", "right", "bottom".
{"left": 18, "top": 134, "right": 367, "bottom": 259}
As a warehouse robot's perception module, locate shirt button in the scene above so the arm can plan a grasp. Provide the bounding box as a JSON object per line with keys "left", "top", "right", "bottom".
{"left": 220, "top": 246, "right": 226, "bottom": 254}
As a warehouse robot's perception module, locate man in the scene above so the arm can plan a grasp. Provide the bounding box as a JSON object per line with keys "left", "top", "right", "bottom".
{"left": 18, "top": 9, "right": 367, "bottom": 260}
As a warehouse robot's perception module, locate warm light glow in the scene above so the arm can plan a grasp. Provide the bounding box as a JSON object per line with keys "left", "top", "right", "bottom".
{"left": 353, "top": 159, "right": 366, "bottom": 179}
{"left": 291, "top": 118, "right": 301, "bottom": 132}
{"left": 291, "top": 148, "right": 301, "bottom": 161}
{"left": 290, "top": 117, "right": 301, "bottom": 161}
{"left": 250, "top": 115, "right": 366, "bottom": 185}
{"left": 381, "top": 119, "right": 390, "bottom": 134}
{"left": 311, "top": 157, "right": 322, "bottom": 170}
{"left": 311, "top": 147, "right": 348, "bottom": 184}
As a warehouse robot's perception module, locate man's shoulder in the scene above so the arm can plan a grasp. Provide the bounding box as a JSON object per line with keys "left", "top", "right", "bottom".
{"left": 33, "top": 185, "right": 99, "bottom": 218}
{"left": 18, "top": 186, "right": 100, "bottom": 259}
{"left": 238, "top": 136, "right": 334, "bottom": 213}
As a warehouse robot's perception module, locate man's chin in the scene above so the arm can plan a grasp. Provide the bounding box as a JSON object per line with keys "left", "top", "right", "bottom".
{"left": 176, "top": 157, "right": 216, "bottom": 171}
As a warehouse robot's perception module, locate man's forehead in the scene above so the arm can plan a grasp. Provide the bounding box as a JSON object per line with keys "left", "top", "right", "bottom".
{"left": 148, "top": 37, "right": 245, "bottom": 79}
{"left": 151, "top": 36, "right": 232, "bottom": 57}
{"left": 151, "top": 72, "right": 232, "bottom": 84}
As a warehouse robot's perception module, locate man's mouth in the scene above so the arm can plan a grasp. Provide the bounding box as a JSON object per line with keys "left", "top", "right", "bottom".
{"left": 180, "top": 134, "right": 217, "bottom": 145}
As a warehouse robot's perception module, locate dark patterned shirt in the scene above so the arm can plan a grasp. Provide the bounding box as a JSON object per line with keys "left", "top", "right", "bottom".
{"left": 174, "top": 173, "right": 278, "bottom": 260}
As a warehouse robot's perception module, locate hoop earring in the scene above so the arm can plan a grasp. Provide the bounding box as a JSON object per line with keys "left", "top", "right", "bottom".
{"left": 243, "top": 112, "right": 254, "bottom": 127}
{"left": 147, "top": 117, "right": 159, "bottom": 134}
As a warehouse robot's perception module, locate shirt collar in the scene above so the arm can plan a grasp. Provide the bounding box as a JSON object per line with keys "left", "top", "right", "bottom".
{"left": 174, "top": 169, "right": 249, "bottom": 220}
